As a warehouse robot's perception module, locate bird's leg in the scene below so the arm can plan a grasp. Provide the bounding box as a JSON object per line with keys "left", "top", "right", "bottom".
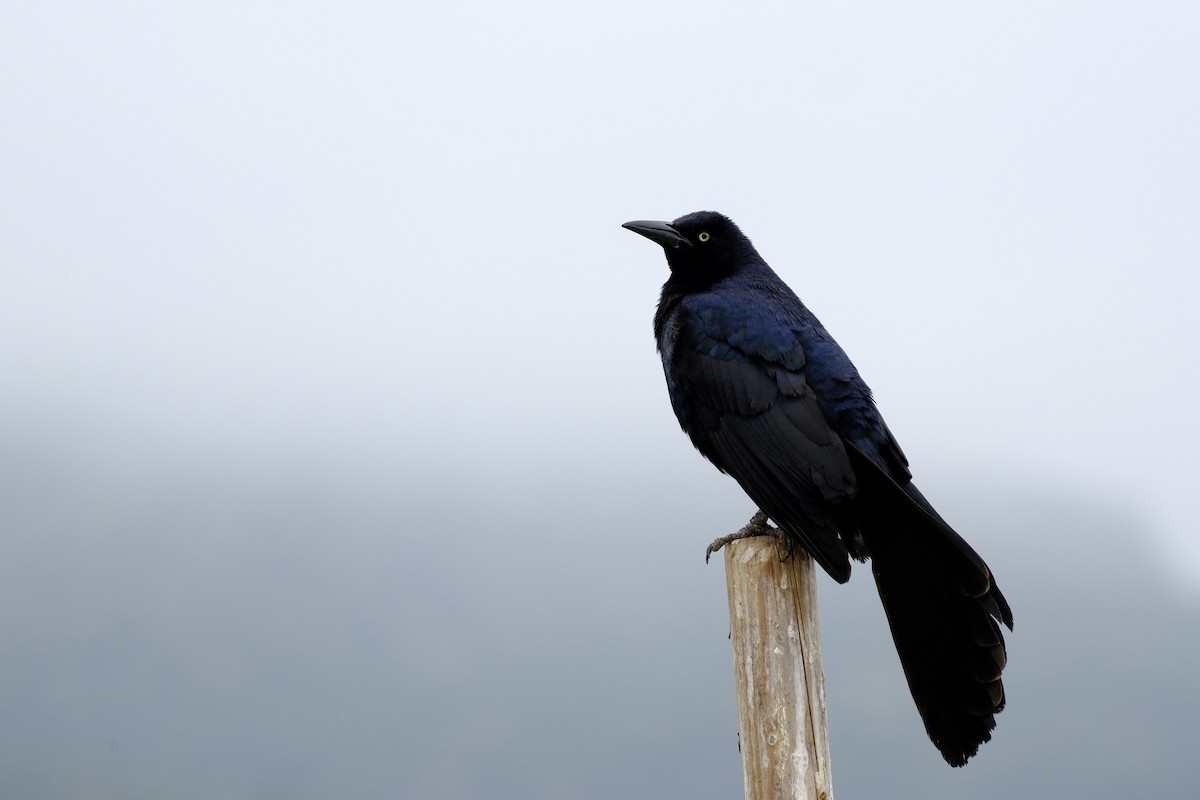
{"left": 705, "top": 510, "right": 787, "bottom": 563}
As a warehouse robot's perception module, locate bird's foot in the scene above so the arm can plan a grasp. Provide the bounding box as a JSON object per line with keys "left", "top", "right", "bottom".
{"left": 705, "top": 511, "right": 785, "bottom": 563}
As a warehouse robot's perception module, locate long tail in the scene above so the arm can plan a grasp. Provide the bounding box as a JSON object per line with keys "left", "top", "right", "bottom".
{"left": 845, "top": 445, "right": 1013, "bottom": 767}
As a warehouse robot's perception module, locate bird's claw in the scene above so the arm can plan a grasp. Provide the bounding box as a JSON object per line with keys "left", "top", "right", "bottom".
{"left": 705, "top": 511, "right": 782, "bottom": 562}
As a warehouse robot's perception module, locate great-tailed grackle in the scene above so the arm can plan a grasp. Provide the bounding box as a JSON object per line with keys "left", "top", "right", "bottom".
{"left": 624, "top": 210, "right": 1012, "bottom": 767}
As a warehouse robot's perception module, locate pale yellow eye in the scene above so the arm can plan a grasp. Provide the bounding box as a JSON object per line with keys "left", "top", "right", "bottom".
{"left": 698, "top": 232, "right": 711, "bottom": 242}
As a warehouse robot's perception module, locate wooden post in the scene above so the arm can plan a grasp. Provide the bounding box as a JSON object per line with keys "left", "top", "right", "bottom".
{"left": 724, "top": 535, "right": 834, "bottom": 800}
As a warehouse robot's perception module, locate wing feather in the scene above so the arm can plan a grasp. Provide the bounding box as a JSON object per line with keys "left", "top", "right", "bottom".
{"left": 670, "top": 320, "right": 857, "bottom": 581}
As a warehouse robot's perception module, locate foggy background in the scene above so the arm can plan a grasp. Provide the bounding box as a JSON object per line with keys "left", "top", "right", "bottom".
{"left": 2, "top": 2, "right": 1198, "bottom": 798}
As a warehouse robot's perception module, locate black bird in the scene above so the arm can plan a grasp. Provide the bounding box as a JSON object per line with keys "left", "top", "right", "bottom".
{"left": 624, "top": 211, "right": 1012, "bottom": 767}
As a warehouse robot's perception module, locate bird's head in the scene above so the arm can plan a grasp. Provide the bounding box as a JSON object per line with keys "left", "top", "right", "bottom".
{"left": 623, "top": 211, "right": 755, "bottom": 285}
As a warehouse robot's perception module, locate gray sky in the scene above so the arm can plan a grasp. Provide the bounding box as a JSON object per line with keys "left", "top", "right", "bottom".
{"left": 2, "top": 2, "right": 1198, "bottom": 798}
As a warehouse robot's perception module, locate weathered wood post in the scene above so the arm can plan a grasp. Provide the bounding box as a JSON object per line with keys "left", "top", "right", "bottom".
{"left": 719, "top": 522, "right": 834, "bottom": 800}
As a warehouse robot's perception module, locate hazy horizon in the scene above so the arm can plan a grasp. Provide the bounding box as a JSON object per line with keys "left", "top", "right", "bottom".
{"left": 3, "top": 1, "right": 1198, "bottom": 797}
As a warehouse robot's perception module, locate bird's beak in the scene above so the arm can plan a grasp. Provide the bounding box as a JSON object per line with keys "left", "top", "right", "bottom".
{"left": 622, "top": 220, "right": 692, "bottom": 249}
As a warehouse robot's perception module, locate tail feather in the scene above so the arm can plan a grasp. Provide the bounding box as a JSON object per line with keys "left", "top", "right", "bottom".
{"left": 845, "top": 444, "right": 1012, "bottom": 767}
